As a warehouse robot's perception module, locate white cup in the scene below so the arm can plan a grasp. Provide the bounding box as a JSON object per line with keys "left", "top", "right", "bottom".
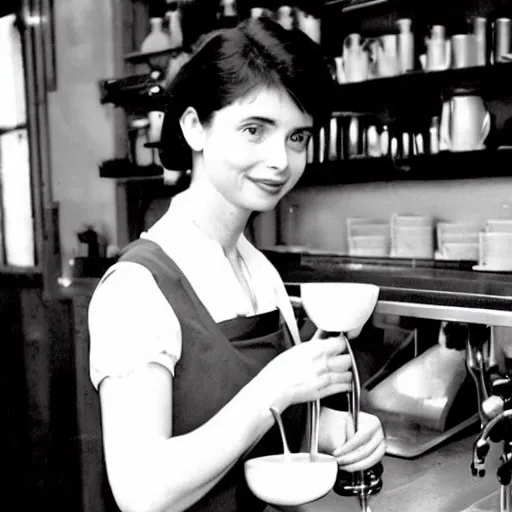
{"left": 451, "top": 34, "right": 478, "bottom": 68}
{"left": 296, "top": 9, "right": 321, "bottom": 44}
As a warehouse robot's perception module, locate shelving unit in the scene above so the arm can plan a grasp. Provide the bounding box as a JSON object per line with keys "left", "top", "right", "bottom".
{"left": 299, "top": 148, "right": 512, "bottom": 186}
{"left": 97, "top": 0, "right": 512, "bottom": 242}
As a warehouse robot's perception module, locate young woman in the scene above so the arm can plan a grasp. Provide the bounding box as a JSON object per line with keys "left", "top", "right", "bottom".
{"left": 88, "top": 18, "right": 385, "bottom": 512}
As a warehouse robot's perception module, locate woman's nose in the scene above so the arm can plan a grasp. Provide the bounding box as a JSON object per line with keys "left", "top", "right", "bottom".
{"left": 266, "top": 137, "right": 289, "bottom": 171}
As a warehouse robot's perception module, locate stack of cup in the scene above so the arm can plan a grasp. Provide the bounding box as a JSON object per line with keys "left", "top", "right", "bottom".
{"left": 477, "top": 219, "right": 512, "bottom": 270}
{"left": 436, "top": 222, "right": 480, "bottom": 261}
{"left": 346, "top": 217, "right": 390, "bottom": 257}
{"left": 390, "top": 213, "right": 434, "bottom": 259}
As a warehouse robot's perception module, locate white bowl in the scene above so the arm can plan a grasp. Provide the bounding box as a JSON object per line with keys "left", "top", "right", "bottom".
{"left": 300, "top": 282, "right": 379, "bottom": 332}
{"left": 244, "top": 453, "right": 337, "bottom": 506}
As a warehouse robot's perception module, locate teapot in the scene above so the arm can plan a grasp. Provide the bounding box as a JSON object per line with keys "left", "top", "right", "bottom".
{"left": 439, "top": 93, "right": 491, "bottom": 152}
{"left": 423, "top": 25, "right": 451, "bottom": 71}
{"left": 336, "top": 33, "right": 373, "bottom": 83}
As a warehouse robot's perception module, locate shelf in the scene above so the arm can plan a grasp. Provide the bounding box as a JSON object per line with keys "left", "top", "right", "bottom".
{"left": 124, "top": 46, "right": 186, "bottom": 65}
{"left": 333, "top": 62, "right": 512, "bottom": 114}
{"left": 98, "top": 72, "right": 167, "bottom": 111}
{"left": 298, "top": 148, "right": 512, "bottom": 186}
{"left": 324, "top": 0, "right": 389, "bottom": 12}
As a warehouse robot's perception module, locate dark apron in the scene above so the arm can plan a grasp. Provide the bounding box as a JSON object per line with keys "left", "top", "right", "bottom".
{"left": 105, "top": 238, "right": 308, "bottom": 511}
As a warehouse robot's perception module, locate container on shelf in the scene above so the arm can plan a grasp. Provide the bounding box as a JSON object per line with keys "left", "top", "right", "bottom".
{"left": 141, "top": 18, "right": 172, "bottom": 70}
{"left": 165, "top": 2, "right": 183, "bottom": 48}
{"left": 129, "top": 117, "right": 154, "bottom": 167}
{"left": 396, "top": 18, "right": 414, "bottom": 73}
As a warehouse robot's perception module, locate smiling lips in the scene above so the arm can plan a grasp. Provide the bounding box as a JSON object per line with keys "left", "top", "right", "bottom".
{"left": 250, "top": 178, "right": 287, "bottom": 195}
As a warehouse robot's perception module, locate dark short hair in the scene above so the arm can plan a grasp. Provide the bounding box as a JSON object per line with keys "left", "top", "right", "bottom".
{"left": 159, "top": 17, "right": 335, "bottom": 171}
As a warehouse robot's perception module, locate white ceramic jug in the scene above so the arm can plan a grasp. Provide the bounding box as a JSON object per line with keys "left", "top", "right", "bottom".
{"left": 339, "top": 33, "right": 371, "bottom": 83}
{"left": 439, "top": 94, "right": 491, "bottom": 152}
{"left": 376, "top": 34, "right": 399, "bottom": 77}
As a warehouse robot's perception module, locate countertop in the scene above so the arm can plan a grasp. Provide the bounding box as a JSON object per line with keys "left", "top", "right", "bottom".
{"left": 295, "top": 428, "right": 503, "bottom": 512}
{"left": 263, "top": 249, "right": 512, "bottom": 311}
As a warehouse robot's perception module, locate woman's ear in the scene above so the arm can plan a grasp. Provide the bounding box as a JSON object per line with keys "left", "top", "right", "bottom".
{"left": 179, "top": 107, "right": 206, "bottom": 152}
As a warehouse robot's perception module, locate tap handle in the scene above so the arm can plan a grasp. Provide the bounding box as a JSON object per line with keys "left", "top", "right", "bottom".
{"left": 498, "top": 453, "right": 512, "bottom": 486}
{"left": 491, "top": 375, "right": 512, "bottom": 403}
{"left": 472, "top": 439, "right": 490, "bottom": 477}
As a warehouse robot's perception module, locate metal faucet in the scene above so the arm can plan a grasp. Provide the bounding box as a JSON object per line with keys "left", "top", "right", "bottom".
{"left": 470, "top": 323, "right": 512, "bottom": 512}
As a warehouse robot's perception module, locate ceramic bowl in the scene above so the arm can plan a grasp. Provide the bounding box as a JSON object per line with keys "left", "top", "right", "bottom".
{"left": 244, "top": 453, "right": 337, "bottom": 506}
{"left": 300, "top": 282, "right": 379, "bottom": 332}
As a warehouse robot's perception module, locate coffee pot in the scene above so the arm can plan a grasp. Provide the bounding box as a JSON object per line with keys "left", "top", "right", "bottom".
{"left": 439, "top": 93, "right": 491, "bottom": 152}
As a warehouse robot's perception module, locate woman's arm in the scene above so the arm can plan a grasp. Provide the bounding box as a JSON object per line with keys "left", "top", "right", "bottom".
{"left": 100, "top": 335, "right": 353, "bottom": 512}
{"left": 100, "top": 363, "right": 277, "bottom": 512}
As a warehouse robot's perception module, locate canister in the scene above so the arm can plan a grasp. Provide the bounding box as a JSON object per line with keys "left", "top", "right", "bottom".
{"left": 129, "top": 117, "right": 154, "bottom": 167}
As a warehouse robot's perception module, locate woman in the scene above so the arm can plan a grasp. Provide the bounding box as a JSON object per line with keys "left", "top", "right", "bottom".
{"left": 89, "top": 18, "right": 385, "bottom": 512}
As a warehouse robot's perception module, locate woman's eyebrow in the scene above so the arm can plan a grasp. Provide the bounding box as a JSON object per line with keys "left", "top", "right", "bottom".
{"left": 241, "top": 116, "right": 314, "bottom": 131}
{"left": 241, "top": 116, "right": 276, "bottom": 125}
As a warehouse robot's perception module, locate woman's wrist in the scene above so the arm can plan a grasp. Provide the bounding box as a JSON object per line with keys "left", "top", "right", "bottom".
{"left": 244, "top": 369, "right": 291, "bottom": 421}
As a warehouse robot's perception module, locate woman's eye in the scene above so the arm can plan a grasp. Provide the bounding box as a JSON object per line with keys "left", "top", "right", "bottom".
{"left": 243, "top": 124, "right": 265, "bottom": 141}
{"left": 288, "top": 131, "right": 312, "bottom": 151}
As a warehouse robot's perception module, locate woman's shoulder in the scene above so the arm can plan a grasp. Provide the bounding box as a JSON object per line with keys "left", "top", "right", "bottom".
{"left": 89, "top": 261, "right": 172, "bottom": 319}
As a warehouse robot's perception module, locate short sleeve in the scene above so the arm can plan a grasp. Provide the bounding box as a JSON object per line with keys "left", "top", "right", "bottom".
{"left": 88, "top": 262, "right": 182, "bottom": 390}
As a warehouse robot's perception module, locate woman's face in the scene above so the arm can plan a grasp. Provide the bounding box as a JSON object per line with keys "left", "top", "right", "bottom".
{"left": 198, "top": 86, "right": 314, "bottom": 213}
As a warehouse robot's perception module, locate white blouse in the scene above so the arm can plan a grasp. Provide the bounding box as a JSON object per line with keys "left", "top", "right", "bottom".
{"left": 88, "top": 193, "right": 300, "bottom": 390}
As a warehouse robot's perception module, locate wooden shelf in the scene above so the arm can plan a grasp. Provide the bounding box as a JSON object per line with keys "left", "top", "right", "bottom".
{"left": 332, "top": 62, "right": 512, "bottom": 115}
{"left": 298, "top": 148, "right": 512, "bottom": 186}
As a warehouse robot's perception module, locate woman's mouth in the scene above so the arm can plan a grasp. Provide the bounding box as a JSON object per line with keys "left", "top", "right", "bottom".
{"left": 250, "top": 178, "right": 287, "bottom": 195}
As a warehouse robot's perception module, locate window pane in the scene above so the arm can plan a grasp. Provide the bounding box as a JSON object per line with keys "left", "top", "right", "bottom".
{"left": 0, "top": 129, "right": 34, "bottom": 266}
{"left": 0, "top": 13, "right": 34, "bottom": 267}
{"left": 0, "top": 14, "right": 26, "bottom": 127}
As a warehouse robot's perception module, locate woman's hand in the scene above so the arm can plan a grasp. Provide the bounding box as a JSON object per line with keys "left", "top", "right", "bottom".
{"left": 257, "top": 332, "right": 352, "bottom": 412}
{"left": 319, "top": 407, "right": 386, "bottom": 472}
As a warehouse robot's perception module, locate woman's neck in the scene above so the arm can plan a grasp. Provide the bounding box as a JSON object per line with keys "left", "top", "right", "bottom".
{"left": 181, "top": 180, "right": 251, "bottom": 257}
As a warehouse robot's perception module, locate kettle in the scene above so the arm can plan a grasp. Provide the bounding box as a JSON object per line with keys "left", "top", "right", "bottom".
{"left": 439, "top": 93, "right": 491, "bottom": 152}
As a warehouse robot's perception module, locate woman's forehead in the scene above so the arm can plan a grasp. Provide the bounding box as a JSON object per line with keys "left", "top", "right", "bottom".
{"left": 220, "top": 86, "right": 313, "bottom": 126}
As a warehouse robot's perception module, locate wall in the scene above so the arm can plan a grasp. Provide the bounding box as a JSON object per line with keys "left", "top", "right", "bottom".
{"left": 48, "top": 0, "right": 125, "bottom": 271}
{"left": 284, "top": 177, "right": 512, "bottom": 252}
